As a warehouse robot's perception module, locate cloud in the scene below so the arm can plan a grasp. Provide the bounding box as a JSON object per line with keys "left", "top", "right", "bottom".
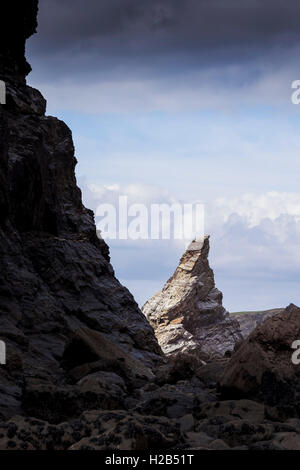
{"left": 28, "top": 57, "right": 299, "bottom": 113}
{"left": 211, "top": 191, "right": 300, "bottom": 227}
{"left": 26, "top": 1, "right": 300, "bottom": 311}
{"left": 25, "top": 0, "right": 300, "bottom": 119}
{"left": 79, "top": 180, "right": 300, "bottom": 310}
{"left": 33, "top": 0, "right": 300, "bottom": 54}
{"left": 206, "top": 191, "right": 300, "bottom": 269}
{"left": 27, "top": 0, "right": 300, "bottom": 87}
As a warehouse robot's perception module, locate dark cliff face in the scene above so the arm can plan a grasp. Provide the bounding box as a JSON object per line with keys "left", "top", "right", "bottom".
{"left": 0, "top": 1, "right": 38, "bottom": 83}
{"left": 0, "top": 0, "right": 162, "bottom": 422}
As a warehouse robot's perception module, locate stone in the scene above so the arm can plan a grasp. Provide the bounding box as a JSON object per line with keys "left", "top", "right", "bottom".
{"left": 142, "top": 237, "right": 242, "bottom": 357}
{"left": 0, "top": 2, "right": 38, "bottom": 84}
{"left": 232, "top": 308, "right": 284, "bottom": 339}
{"left": 271, "top": 432, "right": 300, "bottom": 450}
{"left": 178, "top": 414, "right": 194, "bottom": 433}
{"left": 21, "top": 371, "right": 128, "bottom": 424}
{"left": 155, "top": 350, "right": 210, "bottom": 386}
{"left": 208, "top": 439, "right": 230, "bottom": 450}
{"left": 195, "top": 399, "right": 265, "bottom": 422}
{"left": 220, "top": 304, "right": 300, "bottom": 416}
{"left": 0, "top": 0, "right": 163, "bottom": 423}
{"left": 184, "top": 431, "right": 214, "bottom": 449}
{"left": 0, "top": 415, "right": 78, "bottom": 450}
{"left": 69, "top": 411, "right": 182, "bottom": 451}
{"left": 62, "top": 327, "right": 156, "bottom": 387}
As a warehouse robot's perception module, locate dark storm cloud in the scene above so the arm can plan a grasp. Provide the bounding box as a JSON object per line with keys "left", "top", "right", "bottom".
{"left": 32, "top": 0, "right": 300, "bottom": 51}
{"left": 27, "top": 0, "right": 300, "bottom": 82}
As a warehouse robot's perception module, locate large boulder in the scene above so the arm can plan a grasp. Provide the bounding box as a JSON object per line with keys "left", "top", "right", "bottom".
{"left": 220, "top": 304, "right": 300, "bottom": 416}
{"left": 142, "top": 237, "right": 242, "bottom": 357}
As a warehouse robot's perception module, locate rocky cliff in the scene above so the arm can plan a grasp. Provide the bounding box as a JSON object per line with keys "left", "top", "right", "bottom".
{"left": 0, "top": 0, "right": 162, "bottom": 423}
{"left": 142, "top": 237, "right": 242, "bottom": 357}
{"left": 0, "top": 2, "right": 38, "bottom": 84}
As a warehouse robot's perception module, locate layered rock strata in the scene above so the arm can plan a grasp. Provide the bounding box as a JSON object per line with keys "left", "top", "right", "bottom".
{"left": 232, "top": 308, "right": 284, "bottom": 339}
{"left": 142, "top": 237, "right": 242, "bottom": 357}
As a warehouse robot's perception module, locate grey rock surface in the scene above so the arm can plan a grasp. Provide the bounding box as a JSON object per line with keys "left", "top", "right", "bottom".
{"left": 221, "top": 303, "right": 300, "bottom": 416}
{"left": 142, "top": 236, "right": 242, "bottom": 357}
{"left": 0, "top": 0, "right": 162, "bottom": 422}
{"left": 232, "top": 308, "right": 284, "bottom": 339}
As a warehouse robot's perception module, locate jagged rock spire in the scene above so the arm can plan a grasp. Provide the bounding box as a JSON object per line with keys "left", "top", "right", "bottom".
{"left": 142, "top": 236, "right": 242, "bottom": 357}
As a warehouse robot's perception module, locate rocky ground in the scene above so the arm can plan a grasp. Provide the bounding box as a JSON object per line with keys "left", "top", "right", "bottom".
{"left": 0, "top": 0, "right": 300, "bottom": 451}
{"left": 1, "top": 305, "right": 300, "bottom": 451}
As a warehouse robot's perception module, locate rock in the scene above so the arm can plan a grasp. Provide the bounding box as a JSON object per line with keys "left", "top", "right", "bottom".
{"left": 155, "top": 350, "right": 210, "bottom": 386}
{"left": 195, "top": 399, "right": 266, "bottom": 423}
{"left": 62, "top": 327, "right": 155, "bottom": 388}
{"left": 208, "top": 439, "right": 230, "bottom": 450}
{"left": 0, "top": 2, "right": 38, "bottom": 84}
{"left": 136, "top": 379, "right": 215, "bottom": 420}
{"left": 196, "top": 357, "right": 230, "bottom": 388}
{"left": 0, "top": 410, "right": 183, "bottom": 451}
{"left": 0, "top": 0, "right": 163, "bottom": 422}
{"left": 135, "top": 385, "right": 195, "bottom": 419}
{"left": 231, "top": 308, "right": 284, "bottom": 339}
{"left": 191, "top": 398, "right": 300, "bottom": 449}
{"left": 22, "top": 371, "right": 128, "bottom": 424}
{"left": 0, "top": 415, "right": 78, "bottom": 450}
{"left": 69, "top": 411, "right": 182, "bottom": 450}
{"left": 142, "top": 237, "right": 242, "bottom": 357}
{"left": 220, "top": 304, "right": 300, "bottom": 416}
{"left": 184, "top": 431, "right": 214, "bottom": 449}
{"left": 178, "top": 414, "right": 194, "bottom": 433}
{"left": 271, "top": 432, "right": 300, "bottom": 450}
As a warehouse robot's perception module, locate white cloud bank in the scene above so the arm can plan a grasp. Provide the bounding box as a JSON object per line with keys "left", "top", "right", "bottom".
{"left": 79, "top": 180, "right": 300, "bottom": 311}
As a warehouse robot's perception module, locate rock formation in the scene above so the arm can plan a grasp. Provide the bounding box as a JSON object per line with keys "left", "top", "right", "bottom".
{"left": 1, "top": 1, "right": 300, "bottom": 451}
{"left": 221, "top": 304, "right": 300, "bottom": 417}
{"left": 232, "top": 308, "right": 284, "bottom": 340}
{"left": 0, "top": 0, "right": 162, "bottom": 423}
{"left": 142, "top": 237, "right": 242, "bottom": 357}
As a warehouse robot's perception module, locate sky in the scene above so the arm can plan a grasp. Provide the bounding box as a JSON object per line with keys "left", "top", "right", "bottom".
{"left": 26, "top": 0, "right": 300, "bottom": 311}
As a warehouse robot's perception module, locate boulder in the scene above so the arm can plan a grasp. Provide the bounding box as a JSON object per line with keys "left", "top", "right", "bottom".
{"left": 220, "top": 304, "right": 300, "bottom": 417}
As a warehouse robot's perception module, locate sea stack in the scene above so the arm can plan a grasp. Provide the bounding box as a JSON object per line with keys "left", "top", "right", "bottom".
{"left": 142, "top": 236, "right": 242, "bottom": 357}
